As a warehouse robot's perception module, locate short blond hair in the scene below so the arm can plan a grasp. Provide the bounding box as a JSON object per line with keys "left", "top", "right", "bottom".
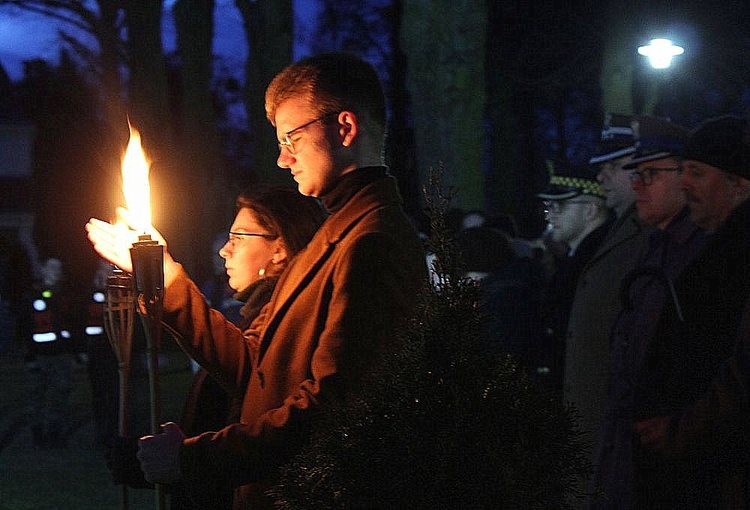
{"left": 265, "top": 52, "right": 386, "bottom": 142}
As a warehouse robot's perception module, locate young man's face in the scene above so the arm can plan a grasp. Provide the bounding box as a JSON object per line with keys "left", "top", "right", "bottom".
{"left": 274, "top": 97, "right": 348, "bottom": 198}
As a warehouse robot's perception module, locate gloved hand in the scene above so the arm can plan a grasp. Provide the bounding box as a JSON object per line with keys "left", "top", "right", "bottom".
{"left": 105, "top": 436, "right": 154, "bottom": 489}
{"left": 137, "top": 422, "right": 185, "bottom": 484}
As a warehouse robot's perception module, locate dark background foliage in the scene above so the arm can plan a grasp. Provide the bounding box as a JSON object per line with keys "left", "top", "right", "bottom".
{"left": 270, "top": 173, "right": 591, "bottom": 509}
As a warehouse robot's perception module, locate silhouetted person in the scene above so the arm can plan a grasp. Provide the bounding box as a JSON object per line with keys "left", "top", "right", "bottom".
{"left": 456, "top": 225, "right": 545, "bottom": 370}
{"left": 25, "top": 257, "right": 79, "bottom": 448}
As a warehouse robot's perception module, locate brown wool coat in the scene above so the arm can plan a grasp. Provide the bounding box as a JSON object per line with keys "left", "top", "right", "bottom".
{"left": 161, "top": 176, "right": 427, "bottom": 509}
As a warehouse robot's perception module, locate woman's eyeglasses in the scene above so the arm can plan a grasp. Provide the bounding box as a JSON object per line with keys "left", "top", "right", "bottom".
{"left": 227, "top": 231, "right": 278, "bottom": 249}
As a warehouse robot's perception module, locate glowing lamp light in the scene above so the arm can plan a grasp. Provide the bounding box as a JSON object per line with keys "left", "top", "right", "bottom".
{"left": 638, "top": 38, "right": 684, "bottom": 69}
{"left": 121, "top": 122, "right": 152, "bottom": 233}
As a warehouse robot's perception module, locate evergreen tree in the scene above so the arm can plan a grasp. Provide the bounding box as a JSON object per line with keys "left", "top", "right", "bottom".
{"left": 270, "top": 169, "right": 591, "bottom": 509}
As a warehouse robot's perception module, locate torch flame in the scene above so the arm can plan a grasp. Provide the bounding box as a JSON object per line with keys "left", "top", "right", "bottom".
{"left": 122, "top": 122, "right": 152, "bottom": 234}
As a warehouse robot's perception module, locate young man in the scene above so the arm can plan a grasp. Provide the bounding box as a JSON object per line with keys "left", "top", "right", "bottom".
{"left": 86, "top": 52, "right": 428, "bottom": 509}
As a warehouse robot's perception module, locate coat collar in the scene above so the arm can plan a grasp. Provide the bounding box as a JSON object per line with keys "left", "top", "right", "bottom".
{"left": 256, "top": 174, "right": 404, "bottom": 360}
{"left": 316, "top": 173, "right": 403, "bottom": 244}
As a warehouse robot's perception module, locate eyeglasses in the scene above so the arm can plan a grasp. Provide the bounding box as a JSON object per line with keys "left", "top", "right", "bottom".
{"left": 543, "top": 199, "right": 590, "bottom": 215}
{"left": 227, "top": 231, "right": 278, "bottom": 249}
{"left": 277, "top": 111, "right": 340, "bottom": 155}
{"left": 628, "top": 167, "right": 680, "bottom": 187}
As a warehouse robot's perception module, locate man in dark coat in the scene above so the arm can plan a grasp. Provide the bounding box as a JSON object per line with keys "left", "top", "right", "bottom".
{"left": 533, "top": 160, "right": 613, "bottom": 392}
{"left": 632, "top": 115, "right": 750, "bottom": 509}
{"left": 588, "top": 115, "right": 709, "bottom": 509}
{"left": 565, "top": 113, "right": 654, "bottom": 472}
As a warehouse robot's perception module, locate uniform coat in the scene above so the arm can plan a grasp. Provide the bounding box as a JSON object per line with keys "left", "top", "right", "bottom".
{"left": 536, "top": 216, "right": 613, "bottom": 392}
{"left": 161, "top": 172, "right": 427, "bottom": 509}
{"left": 564, "top": 204, "right": 653, "bottom": 453}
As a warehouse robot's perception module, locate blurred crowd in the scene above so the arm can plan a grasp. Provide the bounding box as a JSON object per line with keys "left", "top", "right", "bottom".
{"left": 417, "top": 113, "right": 750, "bottom": 509}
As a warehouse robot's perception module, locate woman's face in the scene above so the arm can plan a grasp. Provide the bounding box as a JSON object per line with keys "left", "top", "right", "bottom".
{"left": 219, "top": 208, "right": 281, "bottom": 292}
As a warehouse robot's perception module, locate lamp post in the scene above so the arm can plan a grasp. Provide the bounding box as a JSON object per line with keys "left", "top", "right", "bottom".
{"left": 638, "top": 38, "right": 684, "bottom": 69}
{"left": 636, "top": 38, "right": 684, "bottom": 114}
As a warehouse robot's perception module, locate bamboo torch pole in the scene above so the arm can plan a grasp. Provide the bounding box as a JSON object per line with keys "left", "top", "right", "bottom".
{"left": 103, "top": 268, "right": 135, "bottom": 510}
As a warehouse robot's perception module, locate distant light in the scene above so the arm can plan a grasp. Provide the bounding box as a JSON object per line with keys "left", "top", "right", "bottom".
{"left": 638, "top": 38, "right": 684, "bottom": 69}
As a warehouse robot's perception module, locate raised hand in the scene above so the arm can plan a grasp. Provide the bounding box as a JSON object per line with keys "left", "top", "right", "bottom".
{"left": 86, "top": 207, "right": 168, "bottom": 273}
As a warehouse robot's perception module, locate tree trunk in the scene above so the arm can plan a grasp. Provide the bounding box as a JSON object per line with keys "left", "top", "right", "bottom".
{"left": 173, "top": 0, "right": 227, "bottom": 281}
{"left": 122, "top": 0, "right": 196, "bottom": 271}
{"left": 484, "top": 2, "right": 519, "bottom": 221}
{"left": 385, "top": 0, "right": 420, "bottom": 216}
{"left": 235, "top": 0, "right": 294, "bottom": 187}
{"left": 401, "top": 0, "right": 487, "bottom": 211}
{"left": 599, "top": 0, "right": 635, "bottom": 117}
{"left": 122, "top": 0, "right": 170, "bottom": 151}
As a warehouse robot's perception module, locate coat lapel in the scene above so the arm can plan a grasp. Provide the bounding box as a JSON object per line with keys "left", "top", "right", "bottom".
{"left": 585, "top": 206, "right": 646, "bottom": 268}
{"left": 256, "top": 177, "right": 398, "bottom": 362}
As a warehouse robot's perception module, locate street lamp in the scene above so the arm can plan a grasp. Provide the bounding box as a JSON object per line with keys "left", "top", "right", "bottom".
{"left": 638, "top": 38, "right": 684, "bottom": 69}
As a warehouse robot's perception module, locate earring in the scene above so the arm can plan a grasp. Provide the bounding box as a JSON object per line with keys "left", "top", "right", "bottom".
{"left": 258, "top": 267, "right": 265, "bottom": 278}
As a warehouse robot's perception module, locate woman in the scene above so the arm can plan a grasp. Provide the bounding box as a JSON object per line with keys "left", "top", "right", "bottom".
{"left": 184, "top": 186, "right": 325, "bottom": 423}
{"left": 111, "top": 185, "right": 325, "bottom": 510}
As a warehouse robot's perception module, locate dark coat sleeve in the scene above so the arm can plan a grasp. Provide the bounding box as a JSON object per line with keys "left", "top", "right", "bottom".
{"left": 665, "top": 301, "right": 750, "bottom": 464}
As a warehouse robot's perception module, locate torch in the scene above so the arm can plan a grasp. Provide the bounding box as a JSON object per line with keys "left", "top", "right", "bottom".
{"left": 120, "top": 123, "right": 166, "bottom": 510}
{"left": 130, "top": 235, "right": 164, "bottom": 438}
{"left": 103, "top": 268, "right": 135, "bottom": 510}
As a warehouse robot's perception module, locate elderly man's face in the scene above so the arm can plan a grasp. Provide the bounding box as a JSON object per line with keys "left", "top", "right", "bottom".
{"left": 680, "top": 160, "right": 739, "bottom": 232}
{"left": 543, "top": 198, "right": 590, "bottom": 244}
